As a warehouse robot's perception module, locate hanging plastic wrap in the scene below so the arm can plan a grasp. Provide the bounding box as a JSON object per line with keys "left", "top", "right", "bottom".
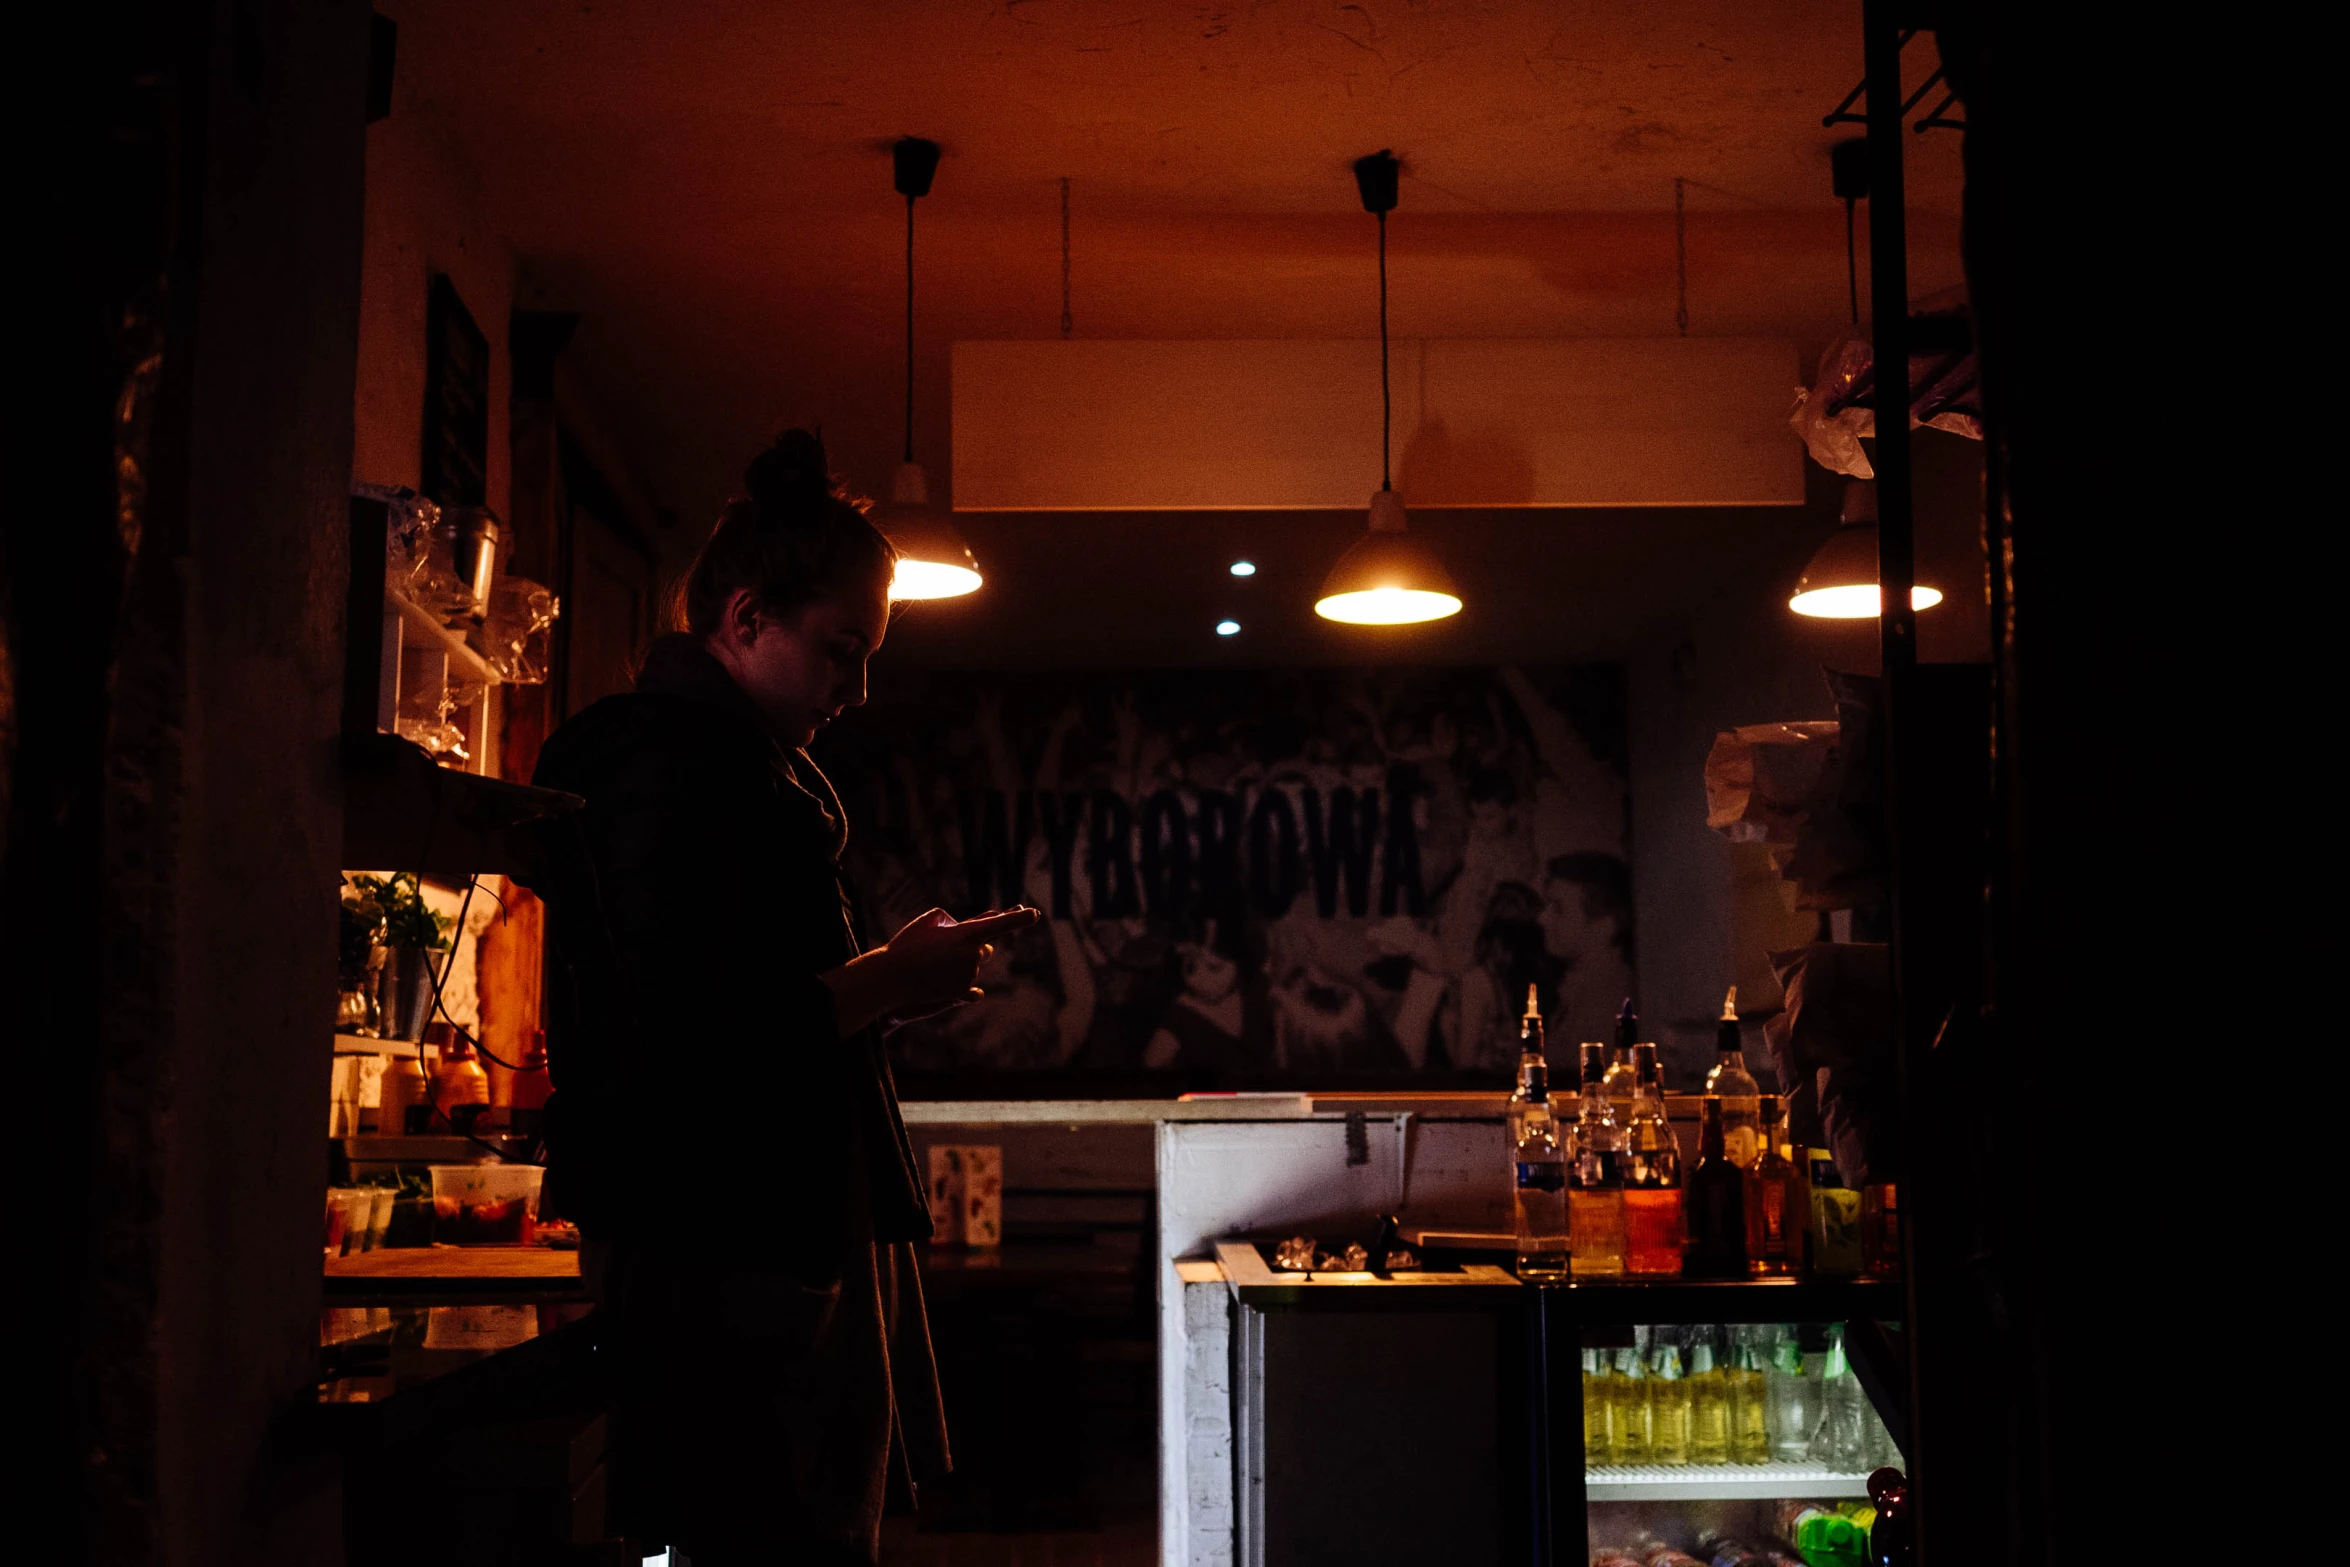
{"left": 1788, "top": 302, "right": 1982, "bottom": 479}
{"left": 1703, "top": 672, "right": 1885, "bottom": 912}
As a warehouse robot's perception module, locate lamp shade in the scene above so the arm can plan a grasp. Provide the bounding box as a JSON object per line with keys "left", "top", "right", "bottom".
{"left": 874, "top": 462, "right": 980, "bottom": 600}
{"left": 1314, "top": 492, "right": 1462, "bottom": 625}
{"left": 1788, "top": 481, "right": 1943, "bottom": 619}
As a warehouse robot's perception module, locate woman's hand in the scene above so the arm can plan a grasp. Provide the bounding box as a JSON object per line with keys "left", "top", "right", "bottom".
{"left": 823, "top": 906, "right": 1041, "bottom": 1038}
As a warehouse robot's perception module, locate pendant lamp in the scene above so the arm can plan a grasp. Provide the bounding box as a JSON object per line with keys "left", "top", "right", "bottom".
{"left": 1314, "top": 151, "right": 1461, "bottom": 627}
{"left": 1789, "top": 480, "right": 1944, "bottom": 618}
{"left": 873, "top": 137, "right": 981, "bottom": 601}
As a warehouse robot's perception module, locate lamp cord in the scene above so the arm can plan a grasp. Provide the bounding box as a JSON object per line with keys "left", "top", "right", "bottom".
{"left": 1060, "top": 177, "right": 1074, "bottom": 339}
{"left": 1845, "top": 196, "right": 1861, "bottom": 324}
{"left": 1378, "top": 208, "right": 1391, "bottom": 491}
{"left": 904, "top": 193, "right": 916, "bottom": 464}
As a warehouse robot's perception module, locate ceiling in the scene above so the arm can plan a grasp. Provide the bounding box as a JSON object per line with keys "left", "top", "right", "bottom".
{"left": 380, "top": 0, "right": 1975, "bottom": 663}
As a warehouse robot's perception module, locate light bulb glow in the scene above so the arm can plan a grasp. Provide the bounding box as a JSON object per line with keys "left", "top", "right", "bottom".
{"left": 1314, "top": 586, "right": 1463, "bottom": 625}
{"left": 889, "top": 559, "right": 983, "bottom": 600}
{"left": 1215, "top": 619, "right": 1241, "bottom": 636}
{"left": 1229, "top": 560, "right": 1257, "bottom": 577}
{"left": 1788, "top": 583, "right": 1944, "bottom": 619}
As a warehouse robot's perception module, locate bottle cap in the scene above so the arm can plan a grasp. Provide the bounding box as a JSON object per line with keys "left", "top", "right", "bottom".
{"left": 1771, "top": 1339, "right": 1804, "bottom": 1374}
{"left": 1523, "top": 984, "right": 1540, "bottom": 1020}
{"left": 1615, "top": 997, "right": 1638, "bottom": 1050}
{"left": 1651, "top": 1343, "right": 1683, "bottom": 1379}
{"left": 1687, "top": 1341, "right": 1715, "bottom": 1374}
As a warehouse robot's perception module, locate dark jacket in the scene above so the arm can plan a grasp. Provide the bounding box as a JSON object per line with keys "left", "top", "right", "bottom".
{"left": 526, "top": 635, "right": 931, "bottom": 1266}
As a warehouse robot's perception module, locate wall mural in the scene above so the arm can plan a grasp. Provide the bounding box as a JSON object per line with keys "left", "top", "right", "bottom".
{"left": 817, "top": 665, "right": 1633, "bottom": 1079}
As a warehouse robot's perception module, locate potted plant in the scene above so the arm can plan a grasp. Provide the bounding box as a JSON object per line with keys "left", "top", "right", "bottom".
{"left": 342, "top": 874, "right": 453, "bottom": 1042}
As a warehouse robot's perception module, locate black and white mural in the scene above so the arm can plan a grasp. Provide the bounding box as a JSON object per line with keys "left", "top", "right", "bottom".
{"left": 818, "top": 666, "right": 1633, "bottom": 1079}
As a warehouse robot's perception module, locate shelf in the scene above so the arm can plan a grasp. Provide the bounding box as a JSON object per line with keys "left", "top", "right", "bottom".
{"left": 386, "top": 589, "right": 499, "bottom": 687}
{"left": 341, "top": 732, "right": 581, "bottom": 880}
{"left": 1584, "top": 1461, "right": 1871, "bottom": 1502}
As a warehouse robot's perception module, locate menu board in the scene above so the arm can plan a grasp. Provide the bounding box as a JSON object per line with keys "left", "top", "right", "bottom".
{"left": 819, "top": 665, "right": 1632, "bottom": 1080}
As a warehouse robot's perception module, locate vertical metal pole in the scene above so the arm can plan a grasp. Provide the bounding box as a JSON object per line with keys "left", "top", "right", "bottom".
{"left": 1864, "top": 1, "right": 1929, "bottom": 1559}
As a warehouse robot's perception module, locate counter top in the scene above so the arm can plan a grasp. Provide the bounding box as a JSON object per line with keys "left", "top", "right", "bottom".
{"left": 326, "top": 1246, "right": 580, "bottom": 1280}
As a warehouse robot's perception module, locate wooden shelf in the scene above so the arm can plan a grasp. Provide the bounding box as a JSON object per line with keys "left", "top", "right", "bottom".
{"left": 326, "top": 1247, "right": 579, "bottom": 1281}
{"left": 341, "top": 732, "right": 580, "bottom": 880}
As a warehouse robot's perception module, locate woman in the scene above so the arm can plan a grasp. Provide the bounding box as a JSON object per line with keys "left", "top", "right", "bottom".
{"left": 528, "top": 431, "right": 1034, "bottom": 1564}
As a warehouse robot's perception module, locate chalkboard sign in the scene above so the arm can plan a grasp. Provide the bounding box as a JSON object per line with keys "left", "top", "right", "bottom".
{"left": 422, "top": 274, "right": 488, "bottom": 509}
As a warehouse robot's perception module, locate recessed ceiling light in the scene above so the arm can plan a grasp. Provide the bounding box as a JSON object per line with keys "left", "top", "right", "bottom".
{"left": 1229, "top": 560, "right": 1257, "bottom": 577}
{"left": 1215, "top": 620, "right": 1241, "bottom": 636}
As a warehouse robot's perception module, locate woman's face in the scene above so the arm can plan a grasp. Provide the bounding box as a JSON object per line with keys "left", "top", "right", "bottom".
{"left": 709, "top": 581, "right": 889, "bottom": 747}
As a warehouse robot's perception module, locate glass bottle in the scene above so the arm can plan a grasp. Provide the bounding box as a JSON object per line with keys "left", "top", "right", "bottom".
{"left": 1765, "top": 1327, "right": 1818, "bottom": 1461}
{"left": 1509, "top": 989, "right": 1569, "bottom": 1279}
{"left": 1601, "top": 997, "right": 1641, "bottom": 1119}
{"left": 1582, "top": 1346, "right": 1614, "bottom": 1465}
{"left": 1686, "top": 1097, "right": 1748, "bottom": 1277}
{"left": 1623, "top": 1043, "right": 1685, "bottom": 1275}
{"left": 1704, "top": 987, "right": 1763, "bottom": 1169}
{"left": 1648, "top": 1340, "right": 1690, "bottom": 1464}
{"left": 1806, "top": 1147, "right": 1863, "bottom": 1276}
{"left": 1607, "top": 1343, "right": 1651, "bottom": 1465}
{"left": 1687, "top": 1336, "right": 1729, "bottom": 1464}
{"left": 1862, "top": 1181, "right": 1901, "bottom": 1277}
{"left": 425, "top": 1021, "right": 490, "bottom": 1134}
{"left": 1811, "top": 1325, "right": 1868, "bottom": 1471}
{"left": 1568, "top": 1040, "right": 1628, "bottom": 1276}
{"left": 1726, "top": 1330, "right": 1769, "bottom": 1464}
{"left": 1743, "top": 1094, "right": 1803, "bottom": 1276}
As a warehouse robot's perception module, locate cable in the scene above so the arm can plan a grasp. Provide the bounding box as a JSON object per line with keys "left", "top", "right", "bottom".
{"left": 1378, "top": 209, "right": 1391, "bottom": 491}
{"left": 1845, "top": 197, "right": 1861, "bottom": 324}
{"left": 1060, "top": 176, "right": 1073, "bottom": 339}
{"left": 904, "top": 193, "right": 916, "bottom": 464}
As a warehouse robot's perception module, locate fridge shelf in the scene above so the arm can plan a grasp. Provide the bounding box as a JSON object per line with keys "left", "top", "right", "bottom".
{"left": 1584, "top": 1461, "right": 1871, "bottom": 1501}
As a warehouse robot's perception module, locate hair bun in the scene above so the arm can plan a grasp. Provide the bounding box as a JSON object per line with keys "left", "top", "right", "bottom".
{"left": 744, "top": 429, "right": 832, "bottom": 513}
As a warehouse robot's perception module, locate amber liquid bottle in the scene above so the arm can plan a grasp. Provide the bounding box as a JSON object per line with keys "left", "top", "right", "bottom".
{"left": 1568, "top": 1041, "right": 1628, "bottom": 1276}
{"left": 1623, "top": 1043, "right": 1685, "bottom": 1276}
{"left": 1686, "top": 1097, "right": 1748, "bottom": 1277}
{"left": 1743, "top": 1094, "right": 1802, "bottom": 1276}
{"left": 1726, "top": 1332, "right": 1770, "bottom": 1464}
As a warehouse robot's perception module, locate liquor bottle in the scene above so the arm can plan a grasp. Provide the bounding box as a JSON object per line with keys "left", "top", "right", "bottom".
{"left": 1608, "top": 1343, "right": 1651, "bottom": 1465}
{"left": 1623, "top": 1043, "right": 1686, "bottom": 1276}
{"left": 1725, "top": 1330, "right": 1769, "bottom": 1464}
{"left": 1602, "top": 997, "right": 1641, "bottom": 1118}
{"left": 1743, "top": 1095, "right": 1803, "bottom": 1276}
{"left": 1686, "top": 1336, "right": 1729, "bottom": 1464}
{"left": 1811, "top": 1326, "right": 1867, "bottom": 1470}
{"left": 1806, "top": 1147, "right": 1863, "bottom": 1276}
{"left": 1582, "top": 1346, "right": 1614, "bottom": 1464}
{"left": 1510, "top": 990, "right": 1570, "bottom": 1279}
{"left": 1686, "top": 1097, "right": 1748, "bottom": 1277}
{"left": 1568, "top": 1040, "right": 1628, "bottom": 1276}
{"left": 1765, "top": 1327, "right": 1819, "bottom": 1461}
{"left": 1648, "top": 1340, "right": 1690, "bottom": 1464}
{"left": 1704, "top": 988, "right": 1763, "bottom": 1169}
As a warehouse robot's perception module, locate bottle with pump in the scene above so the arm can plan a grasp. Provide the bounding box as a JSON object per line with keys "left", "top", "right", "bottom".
{"left": 1686, "top": 1336, "right": 1729, "bottom": 1464}
{"left": 1705, "top": 988, "right": 1763, "bottom": 1169}
{"left": 1687, "top": 1096, "right": 1748, "bottom": 1276}
{"left": 379, "top": 1045, "right": 431, "bottom": 1136}
{"left": 1508, "top": 988, "right": 1570, "bottom": 1279}
{"left": 1568, "top": 1040, "right": 1628, "bottom": 1276}
{"left": 1623, "top": 1042, "right": 1685, "bottom": 1275}
{"left": 1743, "top": 1094, "right": 1803, "bottom": 1276}
{"left": 426, "top": 1021, "right": 491, "bottom": 1134}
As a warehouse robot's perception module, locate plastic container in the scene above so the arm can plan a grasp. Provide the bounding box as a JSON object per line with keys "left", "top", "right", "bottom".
{"left": 429, "top": 1164, "right": 544, "bottom": 1245}
{"left": 361, "top": 1186, "right": 396, "bottom": 1251}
